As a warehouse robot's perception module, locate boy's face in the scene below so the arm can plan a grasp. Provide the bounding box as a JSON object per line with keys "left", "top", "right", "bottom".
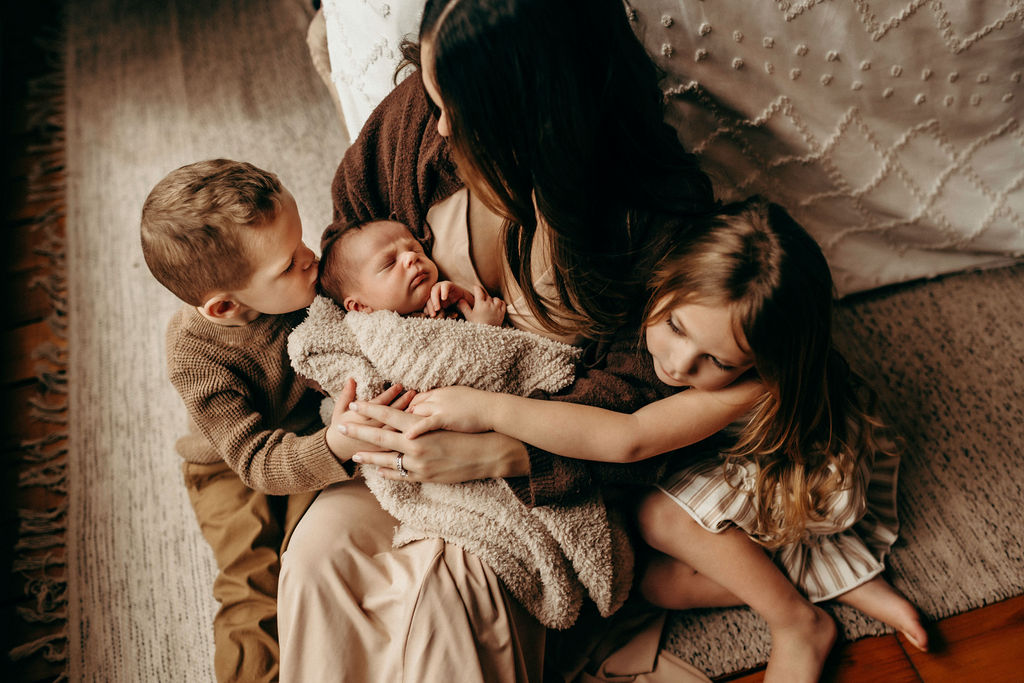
{"left": 233, "top": 190, "right": 318, "bottom": 315}
{"left": 341, "top": 220, "right": 439, "bottom": 314}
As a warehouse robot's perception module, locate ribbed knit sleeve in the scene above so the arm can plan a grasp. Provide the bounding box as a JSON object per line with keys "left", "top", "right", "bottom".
{"left": 324, "top": 72, "right": 462, "bottom": 251}
{"left": 166, "top": 307, "right": 354, "bottom": 495}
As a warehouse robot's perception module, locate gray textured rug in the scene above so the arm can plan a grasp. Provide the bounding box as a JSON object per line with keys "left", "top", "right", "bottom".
{"left": 64, "top": 0, "right": 1023, "bottom": 680}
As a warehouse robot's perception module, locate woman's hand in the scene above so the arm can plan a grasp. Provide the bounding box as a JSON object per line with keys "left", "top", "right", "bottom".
{"left": 340, "top": 401, "right": 530, "bottom": 482}
{"left": 405, "top": 386, "right": 494, "bottom": 439}
{"left": 325, "top": 379, "right": 416, "bottom": 459}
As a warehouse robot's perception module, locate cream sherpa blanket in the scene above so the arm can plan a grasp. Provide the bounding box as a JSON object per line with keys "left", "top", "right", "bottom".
{"left": 288, "top": 295, "right": 633, "bottom": 629}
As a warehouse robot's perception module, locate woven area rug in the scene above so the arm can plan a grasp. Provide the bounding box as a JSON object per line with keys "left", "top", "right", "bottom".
{"left": 63, "top": 0, "right": 1023, "bottom": 680}
{"left": 64, "top": 1, "right": 344, "bottom": 679}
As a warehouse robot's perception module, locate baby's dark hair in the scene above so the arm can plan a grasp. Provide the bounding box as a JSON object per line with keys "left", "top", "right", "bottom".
{"left": 317, "top": 220, "right": 369, "bottom": 305}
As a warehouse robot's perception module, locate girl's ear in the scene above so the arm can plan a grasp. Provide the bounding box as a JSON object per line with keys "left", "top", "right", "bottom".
{"left": 199, "top": 294, "right": 244, "bottom": 321}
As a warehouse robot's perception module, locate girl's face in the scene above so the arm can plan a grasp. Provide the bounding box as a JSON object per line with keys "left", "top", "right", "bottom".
{"left": 645, "top": 299, "right": 755, "bottom": 391}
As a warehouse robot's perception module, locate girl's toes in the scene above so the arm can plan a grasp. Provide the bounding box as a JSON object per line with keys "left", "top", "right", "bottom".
{"left": 903, "top": 625, "right": 929, "bottom": 652}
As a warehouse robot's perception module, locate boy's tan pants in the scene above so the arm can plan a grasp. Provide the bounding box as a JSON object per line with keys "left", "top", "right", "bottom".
{"left": 183, "top": 461, "right": 313, "bottom": 683}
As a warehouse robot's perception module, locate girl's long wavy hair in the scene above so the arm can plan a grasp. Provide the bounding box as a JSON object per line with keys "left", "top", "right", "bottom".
{"left": 404, "top": 0, "right": 715, "bottom": 341}
{"left": 645, "top": 198, "right": 896, "bottom": 548}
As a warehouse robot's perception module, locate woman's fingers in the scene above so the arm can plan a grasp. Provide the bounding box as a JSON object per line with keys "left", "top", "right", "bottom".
{"left": 391, "top": 389, "right": 418, "bottom": 411}
{"left": 352, "top": 451, "right": 413, "bottom": 481}
{"left": 340, "top": 422, "right": 410, "bottom": 452}
{"left": 403, "top": 417, "right": 438, "bottom": 440}
{"left": 369, "top": 383, "right": 404, "bottom": 405}
{"left": 349, "top": 401, "right": 422, "bottom": 431}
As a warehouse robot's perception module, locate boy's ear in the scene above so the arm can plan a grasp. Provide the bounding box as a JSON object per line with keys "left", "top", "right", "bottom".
{"left": 200, "top": 294, "right": 245, "bottom": 320}
{"left": 343, "top": 297, "right": 372, "bottom": 313}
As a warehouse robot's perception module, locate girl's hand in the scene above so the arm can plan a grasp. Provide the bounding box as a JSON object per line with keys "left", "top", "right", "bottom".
{"left": 405, "top": 386, "right": 493, "bottom": 438}
{"left": 340, "top": 401, "right": 529, "bottom": 482}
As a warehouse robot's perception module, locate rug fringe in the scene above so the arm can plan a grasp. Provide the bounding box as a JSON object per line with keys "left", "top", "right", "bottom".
{"left": 9, "top": 13, "right": 70, "bottom": 679}
{"left": 9, "top": 633, "right": 67, "bottom": 664}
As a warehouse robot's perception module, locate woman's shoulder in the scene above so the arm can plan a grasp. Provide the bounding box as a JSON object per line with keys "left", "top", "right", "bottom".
{"left": 330, "top": 71, "right": 461, "bottom": 234}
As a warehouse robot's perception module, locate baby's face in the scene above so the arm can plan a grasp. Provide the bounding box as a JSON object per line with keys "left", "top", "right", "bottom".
{"left": 342, "top": 220, "right": 439, "bottom": 314}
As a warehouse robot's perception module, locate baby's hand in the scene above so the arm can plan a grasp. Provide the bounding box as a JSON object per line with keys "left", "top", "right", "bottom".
{"left": 425, "top": 280, "right": 473, "bottom": 317}
{"left": 459, "top": 285, "right": 506, "bottom": 326}
{"left": 405, "top": 386, "right": 493, "bottom": 438}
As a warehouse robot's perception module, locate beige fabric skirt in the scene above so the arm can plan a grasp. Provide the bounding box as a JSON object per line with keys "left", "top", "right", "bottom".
{"left": 277, "top": 478, "right": 545, "bottom": 683}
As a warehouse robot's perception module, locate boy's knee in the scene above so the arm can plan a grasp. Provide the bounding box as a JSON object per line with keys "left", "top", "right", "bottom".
{"left": 214, "top": 620, "right": 279, "bottom": 683}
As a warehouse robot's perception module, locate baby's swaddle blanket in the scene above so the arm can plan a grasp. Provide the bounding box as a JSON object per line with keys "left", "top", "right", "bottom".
{"left": 288, "top": 295, "right": 632, "bottom": 629}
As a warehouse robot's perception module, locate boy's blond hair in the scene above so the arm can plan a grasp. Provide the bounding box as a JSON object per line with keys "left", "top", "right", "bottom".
{"left": 141, "top": 159, "right": 283, "bottom": 306}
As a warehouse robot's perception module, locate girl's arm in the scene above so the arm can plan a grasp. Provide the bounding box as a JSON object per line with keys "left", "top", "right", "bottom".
{"left": 407, "top": 379, "right": 763, "bottom": 463}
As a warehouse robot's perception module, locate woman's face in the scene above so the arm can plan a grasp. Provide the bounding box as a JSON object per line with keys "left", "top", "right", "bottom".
{"left": 421, "top": 41, "right": 451, "bottom": 139}
{"left": 421, "top": 40, "right": 515, "bottom": 222}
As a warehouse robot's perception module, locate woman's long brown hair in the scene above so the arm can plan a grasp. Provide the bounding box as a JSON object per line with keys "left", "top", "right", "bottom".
{"left": 410, "top": 0, "right": 716, "bottom": 341}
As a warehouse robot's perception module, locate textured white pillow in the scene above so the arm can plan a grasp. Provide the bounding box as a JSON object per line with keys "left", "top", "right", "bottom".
{"left": 322, "top": 0, "right": 1024, "bottom": 295}
{"left": 322, "top": 0, "right": 421, "bottom": 137}
{"left": 633, "top": 0, "right": 1024, "bottom": 294}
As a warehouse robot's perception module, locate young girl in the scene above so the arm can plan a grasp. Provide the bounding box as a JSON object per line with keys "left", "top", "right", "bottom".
{"left": 402, "top": 197, "right": 928, "bottom": 682}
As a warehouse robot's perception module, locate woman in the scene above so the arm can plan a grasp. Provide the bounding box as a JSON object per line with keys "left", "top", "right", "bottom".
{"left": 278, "top": 1, "right": 716, "bottom": 680}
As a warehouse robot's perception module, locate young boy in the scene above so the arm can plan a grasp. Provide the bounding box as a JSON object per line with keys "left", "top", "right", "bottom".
{"left": 318, "top": 218, "right": 506, "bottom": 324}
{"left": 140, "top": 159, "right": 394, "bottom": 683}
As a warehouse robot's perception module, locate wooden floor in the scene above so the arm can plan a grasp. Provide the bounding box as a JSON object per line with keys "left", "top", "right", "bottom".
{"left": 1, "top": 3, "right": 1022, "bottom": 682}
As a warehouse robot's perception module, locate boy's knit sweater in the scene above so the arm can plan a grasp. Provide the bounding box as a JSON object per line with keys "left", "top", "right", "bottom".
{"left": 166, "top": 305, "right": 352, "bottom": 495}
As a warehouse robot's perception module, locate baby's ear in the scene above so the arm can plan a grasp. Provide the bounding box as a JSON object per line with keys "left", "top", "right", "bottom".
{"left": 344, "top": 297, "right": 371, "bottom": 313}
{"left": 199, "top": 294, "right": 245, "bottom": 321}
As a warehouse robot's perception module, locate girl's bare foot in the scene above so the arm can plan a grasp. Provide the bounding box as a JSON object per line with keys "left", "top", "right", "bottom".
{"left": 764, "top": 603, "right": 837, "bottom": 683}
{"left": 838, "top": 576, "right": 929, "bottom": 651}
